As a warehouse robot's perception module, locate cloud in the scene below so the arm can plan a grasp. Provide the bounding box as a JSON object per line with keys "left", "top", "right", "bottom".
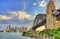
{"left": 0, "top": 11, "right": 37, "bottom": 27}
{"left": 39, "top": 0, "right": 47, "bottom": 7}
{"left": 8, "top": 11, "right": 37, "bottom": 27}
{"left": 9, "top": 11, "right": 35, "bottom": 20}
{"left": 33, "top": 3, "right": 36, "bottom": 5}
{"left": 0, "top": 15, "right": 12, "bottom": 20}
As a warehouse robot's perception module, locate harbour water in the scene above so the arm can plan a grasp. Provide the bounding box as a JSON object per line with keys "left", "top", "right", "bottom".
{"left": 0, "top": 32, "right": 37, "bottom": 39}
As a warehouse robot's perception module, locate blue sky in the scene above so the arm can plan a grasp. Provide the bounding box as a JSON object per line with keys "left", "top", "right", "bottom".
{"left": 0, "top": 0, "right": 59, "bottom": 30}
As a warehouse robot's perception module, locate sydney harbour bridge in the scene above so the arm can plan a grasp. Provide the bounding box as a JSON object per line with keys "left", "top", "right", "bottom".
{"left": 32, "top": 9, "right": 60, "bottom": 30}
{"left": 32, "top": 0, "right": 60, "bottom": 30}
{"left": 32, "top": 14, "right": 46, "bottom": 30}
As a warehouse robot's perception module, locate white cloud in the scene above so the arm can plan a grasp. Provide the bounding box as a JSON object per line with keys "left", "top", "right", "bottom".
{"left": 39, "top": 0, "right": 47, "bottom": 7}
{"left": 33, "top": 3, "right": 36, "bottom": 5}
{"left": 0, "top": 11, "right": 36, "bottom": 20}
{"left": 0, "top": 15, "right": 12, "bottom": 20}
{"left": 9, "top": 11, "right": 35, "bottom": 20}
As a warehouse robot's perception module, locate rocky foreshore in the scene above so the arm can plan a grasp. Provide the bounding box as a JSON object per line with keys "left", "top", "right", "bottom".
{"left": 22, "top": 28, "right": 60, "bottom": 39}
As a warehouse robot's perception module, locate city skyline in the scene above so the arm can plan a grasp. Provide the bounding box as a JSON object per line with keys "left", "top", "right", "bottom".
{"left": 0, "top": 0, "right": 60, "bottom": 30}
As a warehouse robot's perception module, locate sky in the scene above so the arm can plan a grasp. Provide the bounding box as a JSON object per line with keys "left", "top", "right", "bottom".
{"left": 0, "top": 0, "right": 60, "bottom": 30}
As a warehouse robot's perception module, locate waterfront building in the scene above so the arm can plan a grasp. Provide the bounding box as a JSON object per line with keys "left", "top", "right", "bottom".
{"left": 18, "top": 26, "right": 29, "bottom": 32}
{"left": 4, "top": 25, "right": 16, "bottom": 32}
